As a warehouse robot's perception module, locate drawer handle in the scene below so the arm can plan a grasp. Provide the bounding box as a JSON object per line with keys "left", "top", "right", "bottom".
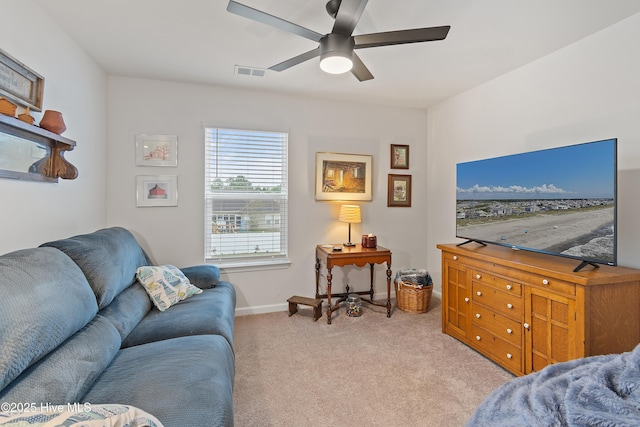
{"left": 453, "top": 255, "right": 458, "bottom": 260}
{"left": 476, "top": 274, "right": 481, "bottom": 279}
{"left": 476, "top": 336, "right": 481, "bottom": 341}
{"left": 507, "top": 303, "right": 513, "bottom": 309}
{"left": 542, "top": 279, "right": 549, "bottom": 285}
{"left": 506, "top": 328, "right": 513, "bottom": 334}
{"left": 506, "top": 284, "right": 512, "bottom": 290}
{"left": 507, "top": 353, "right": 513, "bottom": 359}
{"left": 464, "top": 297, "right": 470, "bottom": 303}
{"left": 524, "top": 323, "right": 530, "bottom": 329}
{"left": 477, "top": 291, "right": 482, "bottom": 296}
{"left": 476, "top": 313, "right": 481, "bottom": 319}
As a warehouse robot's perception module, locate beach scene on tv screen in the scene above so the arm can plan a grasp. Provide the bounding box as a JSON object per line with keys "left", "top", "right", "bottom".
{"left": 456, "top": 140, "right": 616, "bottom": 264}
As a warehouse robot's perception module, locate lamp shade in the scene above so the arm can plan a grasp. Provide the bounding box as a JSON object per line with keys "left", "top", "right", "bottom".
{"left": 339, "top": 205, "right": 361, "bottom": 223}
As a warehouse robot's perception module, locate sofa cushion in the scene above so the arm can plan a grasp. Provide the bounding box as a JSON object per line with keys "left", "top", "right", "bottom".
{"left": 40, "top": 227, "right": 150, "bottom": 309}
{"left": 0, "top": 248, "right": 98, "bottom": 392}
{"left": 98, "top": 283, "right": 153, "bottom": 341}
{"left": 0, "top": 403, "right": 162, "bottom": 426}
{"left": 0, "top": 315, "right": 121, "bottom": 404}
{"left": 180, "top": 264, "right": 220, "bottom": 289}
{"left": 136, "top": 265, "right": 202, "bottom": 311}
{"left": 122, "top": 281, "right": 236, "bottom": 349}
{"left": 82, "top": 335, "right": 235, "bottom": 427}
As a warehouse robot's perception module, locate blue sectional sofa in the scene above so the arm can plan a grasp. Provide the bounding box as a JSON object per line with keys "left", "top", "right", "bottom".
{"left": 0, "top": 227, "right": 236, "bottom": 426}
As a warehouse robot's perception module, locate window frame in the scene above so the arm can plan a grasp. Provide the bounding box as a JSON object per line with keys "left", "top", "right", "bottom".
{"left": 203, "top": 125, "right": 289, "bottom": 269}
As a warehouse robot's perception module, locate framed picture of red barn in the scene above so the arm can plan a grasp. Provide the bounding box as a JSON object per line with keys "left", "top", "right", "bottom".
{"left": 136, "top": 175, "right": 178, "bottom": 207}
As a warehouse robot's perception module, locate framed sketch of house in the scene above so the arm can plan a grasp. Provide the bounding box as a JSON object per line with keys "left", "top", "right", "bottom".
{"left": 135, "top": 134, "right": 178, "bottom": 166}
{"left": 136, "top": 175, "right": 178, "bottom": 207}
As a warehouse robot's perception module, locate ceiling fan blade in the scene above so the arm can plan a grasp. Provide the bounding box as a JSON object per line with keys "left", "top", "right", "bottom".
{"left": 227, "top": 1, "right": 323, "bottom": 42}
{"left": 332, "top": 0, "right": 368, "bottom": 36}
{"left": 350, "top": 52, "right": 374, "bottom": 81}
{"left": 354, "top": 26, "right": 450, "bottom": 49}
{"left": 269, "top": 47, "right": 321, "bottom": 72}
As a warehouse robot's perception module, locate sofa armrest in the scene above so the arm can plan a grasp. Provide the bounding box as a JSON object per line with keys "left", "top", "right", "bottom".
{"left": 180, "top": 265, "right": 220, "bottom": 289}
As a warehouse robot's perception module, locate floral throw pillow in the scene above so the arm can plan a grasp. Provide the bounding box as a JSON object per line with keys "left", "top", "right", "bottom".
{"left": 136, "top": 265, "right": 202, "bottom": 312}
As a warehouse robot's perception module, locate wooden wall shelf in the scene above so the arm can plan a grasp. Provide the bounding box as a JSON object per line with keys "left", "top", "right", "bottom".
{"left": 0, "top": 113, "right": 77, "bottom": 182}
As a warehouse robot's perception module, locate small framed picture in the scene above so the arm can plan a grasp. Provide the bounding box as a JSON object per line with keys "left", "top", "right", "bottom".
{"left": 387, "top": 174, "right": 412, "bottom": 207}
{"left": 136, "top": 175, "right": 178, "bottom": 207}
{"left": 390, "top": 144, "right": 409, "bottom": 169}
{"left": 135, "top": 134, "right": 178, "bottom": 166}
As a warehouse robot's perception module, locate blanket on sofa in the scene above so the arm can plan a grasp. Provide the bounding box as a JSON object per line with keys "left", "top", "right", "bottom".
{"left": 466, "top": 344, "right": 640, "bottom": 426}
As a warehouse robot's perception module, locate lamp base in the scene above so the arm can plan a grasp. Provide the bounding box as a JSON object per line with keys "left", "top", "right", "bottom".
{"left": 343, "top": 242, "right": 356, "bottom": 247}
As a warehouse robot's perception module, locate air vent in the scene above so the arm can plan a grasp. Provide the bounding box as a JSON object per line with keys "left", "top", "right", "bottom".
{"left": 234, "top": 65, "right": 266, "bottom": 77}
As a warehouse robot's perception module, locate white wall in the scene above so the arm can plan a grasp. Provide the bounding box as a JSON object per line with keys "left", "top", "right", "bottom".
{"left": 1, "top": 1, "right": 108, "bottom": 254}
{"left": 12, "top": 1, "right": 637, "bottom": 314}
{"left": 426, "top": 13, "right": 640, "bottom": 291}
{"left": 106, "top": 77, "right": 429, "bottom": 314}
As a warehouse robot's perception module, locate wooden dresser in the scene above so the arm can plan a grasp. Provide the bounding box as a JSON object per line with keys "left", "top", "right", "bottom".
{"left": 438, "top": 243, "right": 640, "bottom": 376}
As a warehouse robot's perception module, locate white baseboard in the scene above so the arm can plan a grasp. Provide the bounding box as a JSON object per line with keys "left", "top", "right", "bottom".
{"left": 234, "top": 290, "right": 441, "bottom": 317}
{"left": 235, "top": 303, "right": 288, "bottom": 317}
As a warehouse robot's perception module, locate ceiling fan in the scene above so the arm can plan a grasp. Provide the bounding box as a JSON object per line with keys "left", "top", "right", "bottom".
{"left": 227, "top": 0, "right": 450, "bottom": 81}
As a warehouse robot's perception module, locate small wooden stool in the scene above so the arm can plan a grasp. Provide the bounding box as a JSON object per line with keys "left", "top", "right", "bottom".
{"left": 287, "top": 296, "right": 323, "bottom": 322}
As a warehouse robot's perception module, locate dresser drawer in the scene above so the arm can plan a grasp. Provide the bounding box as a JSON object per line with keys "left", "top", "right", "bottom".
{"left": 443, "top": 251, "right": 470, "bottom": 265}
{"left": 472, "top": 270, "right": 521, "bottom": 295}
{"left": 506, "top": 270, "right": 576, "bottom": 296}
{"left": 472, "top": 324, "right": 522, "bottom": 374}
{"left": 472, "top": 281, "right": 523, "bottom": 320}
{"left": 472, "top": 304, "right": 522, "bottom": 346}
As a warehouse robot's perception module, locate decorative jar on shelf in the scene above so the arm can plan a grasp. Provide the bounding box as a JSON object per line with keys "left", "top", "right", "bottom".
{"left": 39, "top": 110, "right": 66, "bottom": 134}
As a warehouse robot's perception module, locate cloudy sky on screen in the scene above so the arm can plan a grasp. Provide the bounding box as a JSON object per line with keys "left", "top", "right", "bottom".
{"left": 456, "top": 139, "right": 615, "bottom": 200}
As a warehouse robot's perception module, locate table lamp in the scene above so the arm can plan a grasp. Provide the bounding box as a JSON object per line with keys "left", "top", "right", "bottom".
{"left": 339, "top": 204, "right": 361, "bottom": 247}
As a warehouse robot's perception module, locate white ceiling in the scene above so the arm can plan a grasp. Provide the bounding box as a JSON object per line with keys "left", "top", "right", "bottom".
{"left": 36, "top": 0, "right": 640, "bottom": 109}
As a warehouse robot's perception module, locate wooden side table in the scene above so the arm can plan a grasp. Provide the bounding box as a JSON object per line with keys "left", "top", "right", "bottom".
{"left": 315, "top": 244, "right": 392, "bottom": 324}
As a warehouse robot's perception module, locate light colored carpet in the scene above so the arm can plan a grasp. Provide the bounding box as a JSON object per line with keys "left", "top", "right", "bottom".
{"left": 233, "top": 296, "right": 514, "bottom": 426}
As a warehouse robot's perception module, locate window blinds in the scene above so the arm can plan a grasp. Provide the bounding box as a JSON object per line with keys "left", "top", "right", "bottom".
{"left": 204, "top": 127, "right": 288, "bottom": 266}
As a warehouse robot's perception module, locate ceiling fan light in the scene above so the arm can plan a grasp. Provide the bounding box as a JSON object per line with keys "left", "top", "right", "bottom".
{"left": 320, "top": 54, "right": 353, "bottom": 74}
{"left": 319, "top": 33, "right": 355, "bottom": 75}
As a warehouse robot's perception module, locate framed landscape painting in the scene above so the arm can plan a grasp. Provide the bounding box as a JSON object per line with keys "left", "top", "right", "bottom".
{"left": 315, "top": 152, "right": 372, "bottom": 201}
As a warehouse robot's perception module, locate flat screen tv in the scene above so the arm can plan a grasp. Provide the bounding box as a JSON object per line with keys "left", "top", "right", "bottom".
{"left": 456, "top": 138, "right": 617, "bottom": 272}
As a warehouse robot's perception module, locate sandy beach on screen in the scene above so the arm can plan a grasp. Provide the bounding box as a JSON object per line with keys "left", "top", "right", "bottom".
{"left": 457, "top": 207, "right": 614, "bottom": 251}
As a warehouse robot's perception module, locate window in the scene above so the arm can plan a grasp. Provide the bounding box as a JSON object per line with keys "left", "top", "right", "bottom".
{"left": 204, "top": 127, "right": 288, "bottom": 267}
